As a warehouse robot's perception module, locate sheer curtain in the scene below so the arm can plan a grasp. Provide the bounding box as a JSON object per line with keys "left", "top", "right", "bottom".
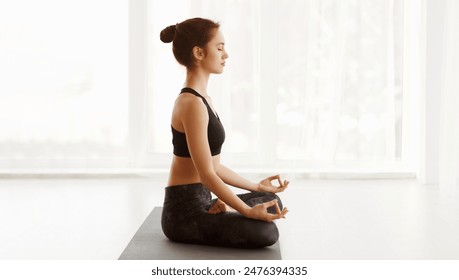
{"left": 147, "top": 0, "right": 410, "bottom": 172}
{"left": 275, "top": 0, "right": 405, "bottom": 167}
{"left": 0, "top": 0, "right": 414, "bottom": 174}
{"left": 439, "top": 0, "right": 459, "bottom": 191}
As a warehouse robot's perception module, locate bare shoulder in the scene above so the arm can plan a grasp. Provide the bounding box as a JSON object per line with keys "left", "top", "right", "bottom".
{"left": 175, "top": 93, "right": 207, "bottom": 116}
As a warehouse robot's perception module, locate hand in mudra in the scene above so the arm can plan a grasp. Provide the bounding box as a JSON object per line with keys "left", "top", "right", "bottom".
{"left": 248, "top": 199, "right": 288, "bottom": 222}
{"left": 257, "top": 175, "right": 289, "bottom": 193}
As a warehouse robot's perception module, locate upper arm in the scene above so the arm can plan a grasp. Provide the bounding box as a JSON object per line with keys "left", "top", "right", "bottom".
{"left": 180, "top": 97, "right": 215, "bottom": 177}
{"left": 177, "top": 96, "right": 251, "bottom": 216}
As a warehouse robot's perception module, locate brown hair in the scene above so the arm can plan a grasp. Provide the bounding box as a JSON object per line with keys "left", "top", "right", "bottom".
{"left": 160, "top": 17, "right": 220, "bottom": 69}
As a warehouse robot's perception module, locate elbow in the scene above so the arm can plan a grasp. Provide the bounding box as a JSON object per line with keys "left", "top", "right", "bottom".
{"left": 199, "top": 169, "right": 219, "bottom": 187}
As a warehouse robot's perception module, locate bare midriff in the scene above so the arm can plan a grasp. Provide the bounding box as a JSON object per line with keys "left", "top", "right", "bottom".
{"left": 167, "top": 154, "right": 220, "bottom": 187}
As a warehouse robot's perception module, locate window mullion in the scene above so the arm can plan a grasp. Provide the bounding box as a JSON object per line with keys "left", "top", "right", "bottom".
{"left": 258, "top": 0, "right": 280, "bottom": 169}
{"left": 128, "top": 0, "right": 149, "bottom": 168}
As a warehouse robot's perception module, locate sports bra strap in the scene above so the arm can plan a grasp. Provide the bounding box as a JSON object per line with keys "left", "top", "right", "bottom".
{"left": 180, "top": 87, "right": 218, "bottom": 118}
{"left": 181, "top": 87, "right": 203, "bottom": 98}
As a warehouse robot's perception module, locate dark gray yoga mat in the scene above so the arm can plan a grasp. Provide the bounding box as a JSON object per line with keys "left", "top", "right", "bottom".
{"left": 119, "top": 207, "right": 282, "bottom": 260}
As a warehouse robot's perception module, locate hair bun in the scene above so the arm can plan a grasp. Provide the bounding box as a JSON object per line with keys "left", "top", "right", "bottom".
{"left": 160, "top": 24, "right": 176, "bottom": 43}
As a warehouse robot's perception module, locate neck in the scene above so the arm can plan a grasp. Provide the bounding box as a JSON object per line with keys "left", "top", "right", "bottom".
{"left": 184, "top": 68, "right": 210, "bottom": 96}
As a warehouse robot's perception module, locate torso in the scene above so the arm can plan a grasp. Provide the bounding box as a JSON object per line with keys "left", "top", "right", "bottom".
{"left": 167, "top": 89, "right": 223, "bottom": 187}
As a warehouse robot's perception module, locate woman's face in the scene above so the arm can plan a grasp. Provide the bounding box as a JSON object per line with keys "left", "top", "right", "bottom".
{"left": 201, "top": 29, "right": 229, "bottom": 74}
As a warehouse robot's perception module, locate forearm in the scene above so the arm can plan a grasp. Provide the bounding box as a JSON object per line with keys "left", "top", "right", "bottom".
{"left": 216, "top": 164, "right": 258, "bottom": 192}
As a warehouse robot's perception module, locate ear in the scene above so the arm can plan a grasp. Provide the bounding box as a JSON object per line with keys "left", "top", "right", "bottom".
{"left": 192, "top": 46, "right": 205, "bottom": 61}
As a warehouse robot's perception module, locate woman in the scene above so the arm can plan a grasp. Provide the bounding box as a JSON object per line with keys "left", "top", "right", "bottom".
{"left": 160, "top": 17, "right": 289, "bottom": 248}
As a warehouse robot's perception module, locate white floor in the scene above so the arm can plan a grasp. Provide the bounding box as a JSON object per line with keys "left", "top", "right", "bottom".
{"left": 1, "top": 176, "right": 459, "bottom": 260}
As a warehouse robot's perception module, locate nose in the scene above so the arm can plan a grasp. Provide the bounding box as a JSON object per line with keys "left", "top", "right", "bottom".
{"left": 223, "top": 50, "right": 229, "bottom": 59}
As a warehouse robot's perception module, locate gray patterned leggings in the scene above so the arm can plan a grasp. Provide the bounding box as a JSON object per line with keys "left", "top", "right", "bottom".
{"left": 161, "top": 183, "right": 283, "bottom": 248}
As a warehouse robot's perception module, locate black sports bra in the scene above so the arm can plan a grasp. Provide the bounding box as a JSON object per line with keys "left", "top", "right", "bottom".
{"left": 171, "top": 88, "right": 225, "bottom": 157}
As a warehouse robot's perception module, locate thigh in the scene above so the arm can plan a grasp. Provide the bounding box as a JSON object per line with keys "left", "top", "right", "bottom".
{"left": 163, "top": 205, "right": 279, "bottom": 248}
{"left": 195, "top": 211, "right": 280, "bottom": 248}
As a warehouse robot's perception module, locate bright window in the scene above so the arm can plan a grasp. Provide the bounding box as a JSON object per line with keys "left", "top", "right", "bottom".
{"left": 0, "top": 0, "right": 128, "bottom": 168}
{"left": 0, "top": 0, "right": 418, "bottom": 174}
{"left": 146, "top": 0, "right": 413, "bottom": 171}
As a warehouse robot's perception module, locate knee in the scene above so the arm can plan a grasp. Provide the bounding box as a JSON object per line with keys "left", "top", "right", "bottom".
{"left": 262, "top": 193, "right": 283, "bottom": 214}
{"left": 256, "top": 222, "right": 280, "bottom": 247}
{"left": 240, "top": 220, "right": 279, "bottom": 248}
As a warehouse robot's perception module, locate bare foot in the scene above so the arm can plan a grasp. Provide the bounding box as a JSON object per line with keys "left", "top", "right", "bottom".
{"left": 208, "top": 199, "right": 234, "bottom": 214}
